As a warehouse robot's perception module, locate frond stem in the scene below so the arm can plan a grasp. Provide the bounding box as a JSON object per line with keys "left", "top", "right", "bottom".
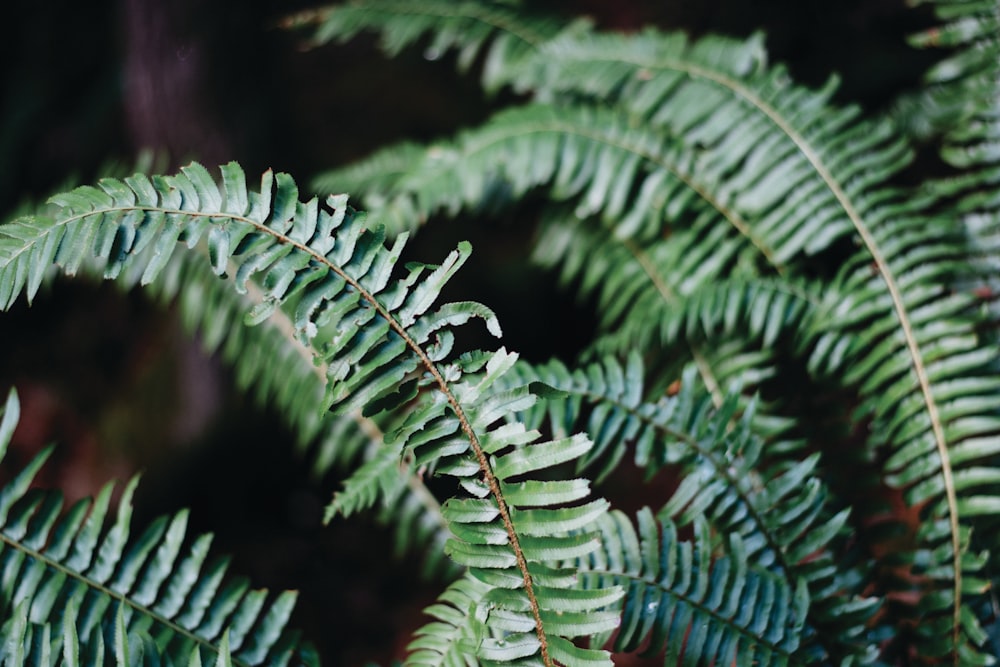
{"left": 603, "top": 53, "right": 963, "bottom": 652}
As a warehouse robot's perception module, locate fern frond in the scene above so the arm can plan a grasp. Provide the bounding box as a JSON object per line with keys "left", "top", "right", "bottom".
{"left": 287, "top": 0, "right": 570, "bottom": 93}
{"left": 811, "top": 207, "right": 1000, "bottom": 663}
{"left": 167, "top": 253, "right": 458, "bottom": 578}
{"left": 532, "top": 214, "right": 822, "bottom": 362}
{"left": 0, "top": 390, "right": 312, "bottom": 666}
{"left": 531, "top": 213, "right": 818, "bottom": 457}
{"left": 316, "top": 26, "right": 913, "bottom": 274}
{"left": 0, "top": 162, "right": 619, "bottom": 665}
{"left": 504, "top": 357, "right": 879, "bottom": 663}
{"left": 906, "top": 1, "right": 1000, "bottom": 334}
{"left": 326, "top": 437, "right": 407, "bottom": 520}
{"left": 404, "top": 348, "right": 621, "bottom": 666}
{"left": 580, "top": 508, "right": 807, "bottom": 665}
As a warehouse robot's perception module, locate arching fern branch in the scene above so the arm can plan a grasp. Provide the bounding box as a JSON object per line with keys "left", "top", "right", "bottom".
{"left": 317, "top": 103, "right": 803, "bottom": 430}
{"left": 313, "top": 102, "right": 784, "bottom": 266}
{"left": 0, "top": 162, "right": 619, "bottom": 666}
{"left": 808, "top": 204, "right": 1000, "bottom": 664}
{"left": 519, "top": 25, "right": 1000, "bottom": 661}
{"left": 0, "top": 390, "right": 313, "bottom": 666}
{"left": 26, "top": 173, "right": 459, "bottom": 585}
{"left": 905, "top": 9, "right": 1000, "bottom": 649}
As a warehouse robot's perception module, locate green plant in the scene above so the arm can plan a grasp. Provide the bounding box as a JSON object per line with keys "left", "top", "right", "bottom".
{"left": 2, "top": 0, "right": 1000, "bottom": 665}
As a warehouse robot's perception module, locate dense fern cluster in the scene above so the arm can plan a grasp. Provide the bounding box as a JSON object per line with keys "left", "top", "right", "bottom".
{"left": 1, "top": 0, "right": 999, "bottom": 664}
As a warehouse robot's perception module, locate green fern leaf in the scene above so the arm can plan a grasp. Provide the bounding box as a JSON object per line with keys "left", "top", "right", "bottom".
{"left": 0, "top": 390, "right": 312, "bottom": 666}
{"left": 28, "top": 167, "right": 457, "bottom": 581}
{"left": 325, "top": 438, "right": 408, "bottom": 520}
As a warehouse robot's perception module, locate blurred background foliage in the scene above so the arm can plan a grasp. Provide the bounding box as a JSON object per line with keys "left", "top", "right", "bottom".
{"left": 0, "top": 0, "right": 946, "bottom": 663}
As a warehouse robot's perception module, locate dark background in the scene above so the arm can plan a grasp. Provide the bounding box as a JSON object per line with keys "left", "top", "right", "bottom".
{"left": 0, "top": 1, "right": 941, "bottom": 664}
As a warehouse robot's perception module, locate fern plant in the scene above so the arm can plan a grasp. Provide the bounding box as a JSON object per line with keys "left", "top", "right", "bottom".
{"left": 2, "top": 0, "right": 1000, "bottom": 664}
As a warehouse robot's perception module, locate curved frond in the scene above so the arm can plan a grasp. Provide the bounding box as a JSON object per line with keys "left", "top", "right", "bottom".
{"left": 0, "top": 390, "right": 313, "bottom": 666}
{"left": 0, "top": 162, "right": 618, "bottom": 665}
{"left": 87, "top": 208, "right": 458, "bottom": 581}
{"left": 810, "top": 199, "right": 1000, "bottom": 664}
{"left": 314, "top": 102, "right": 785, "bottom": 271}
{"left": 522, "top": 26, "right": 1000, "bottom": 661}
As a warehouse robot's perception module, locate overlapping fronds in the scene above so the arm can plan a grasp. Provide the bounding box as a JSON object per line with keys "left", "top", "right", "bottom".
{"left": 299, "top": 5, "right": 1000, "bottom": 660}
{"left": 0, "top": 162, "right": 622, "bottom": 665}
{"left": 903, "top": 13, "right": 1000, "bottom": 656}
{"left": 579, "top": 509, "right": 807, "bottom": 666}
{"left": 0, "top": 390, "right": 312, "bottom": 666}
{"left": 3, "top": 0, "right": 999, "bottom": 661}
{"left": 519, "top": 26, "right": 1000, "bottom": 660}
{"left": 314, "top": 101, "right": 789, "bottom": 268}
{"left": 531, "top": 214, "right": 821, "bottom": 364}
{"left": 311, "top": 21, "right": 912, "bottom": 277}
{"left": 504, "top": 357, "right": 878, "bottom": 663}
{"left": 285, "top": 0, "right": 571, "bottom": 93}
{"left": 392, "top": 348, "right": 621, "bottom": 666}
